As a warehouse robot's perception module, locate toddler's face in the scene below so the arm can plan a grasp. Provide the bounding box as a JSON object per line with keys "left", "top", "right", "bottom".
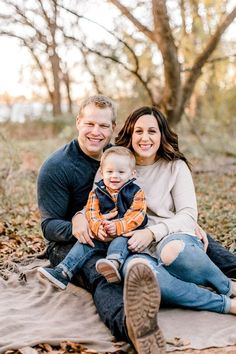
{"left": 101, "top": 154, "right": 135, "bottom": 191}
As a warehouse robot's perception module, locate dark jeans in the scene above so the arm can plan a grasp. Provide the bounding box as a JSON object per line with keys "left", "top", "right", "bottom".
{"left": 46, "top": 234, "right": 236, "bottom": 341}
{"left": 46, "top": 241, "right": 129, "bottom": 342}
{"left": 206, "top": 236, "right": 236, "bottom": 278}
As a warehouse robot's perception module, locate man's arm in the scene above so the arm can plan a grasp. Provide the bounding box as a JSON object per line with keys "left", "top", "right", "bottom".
{"left": 37, "top": 160, "right": 74, "bottom": 243}
{"left": 41, "top": 219, "right": 73, "bottom": 243}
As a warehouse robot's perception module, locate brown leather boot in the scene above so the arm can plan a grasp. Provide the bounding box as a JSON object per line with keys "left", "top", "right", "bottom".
{"left": 124, "top": 258, "right": 166, "bottom": 354}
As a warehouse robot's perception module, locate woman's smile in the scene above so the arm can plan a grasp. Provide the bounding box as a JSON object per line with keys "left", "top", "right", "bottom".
{"left": 139, "top": 144, "right": 153, "bottom": 151}
{"left": 132, "top": 114, "right": 161, "bottom": 165}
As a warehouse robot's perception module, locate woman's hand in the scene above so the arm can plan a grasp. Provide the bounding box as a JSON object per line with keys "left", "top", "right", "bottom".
{"left": 126, "top": 229, "right": 154, "bottom": 253}
{"left": 195, "top": 225, "right": 208, "bottom": 252}
{"left": 72, "top": 213, "right": 95, "bottom": 247}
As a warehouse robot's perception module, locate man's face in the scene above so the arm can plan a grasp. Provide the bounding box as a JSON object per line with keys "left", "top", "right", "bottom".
{"left": 76, "top": 104, "right": 115, "bottom": 160}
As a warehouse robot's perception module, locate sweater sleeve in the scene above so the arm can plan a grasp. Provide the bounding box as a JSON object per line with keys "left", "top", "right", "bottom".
{"left": 148, "top": 161, "right": 198, "bottom": 242}
{"left": 113, "top": 189, "right": 147, "bottom": 235}
{"left": 37, "top": 160, "right": 73, "bottom": 243}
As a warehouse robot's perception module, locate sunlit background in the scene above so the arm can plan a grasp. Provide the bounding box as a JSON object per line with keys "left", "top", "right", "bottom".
{"left": 0, "top": 0, "right": 235, "bottom": 126}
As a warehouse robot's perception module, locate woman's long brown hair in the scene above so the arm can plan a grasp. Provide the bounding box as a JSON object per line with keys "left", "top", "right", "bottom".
{"left": 115, "top": 106, "right": 191, "bottom": 169}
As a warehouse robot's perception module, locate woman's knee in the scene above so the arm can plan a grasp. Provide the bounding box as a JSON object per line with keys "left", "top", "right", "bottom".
{"left": 160, "top": 240, "right": 184, "bottom": 265}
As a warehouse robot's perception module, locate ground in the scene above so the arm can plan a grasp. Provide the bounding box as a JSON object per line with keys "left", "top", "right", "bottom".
{"left": 0, "top": 130, "right": 236, "bottom": 354}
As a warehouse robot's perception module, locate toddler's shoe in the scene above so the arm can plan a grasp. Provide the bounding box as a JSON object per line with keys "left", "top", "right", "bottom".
{"left": 38, "top": 266, "right": 69, "bottom": 290}
{"left": 96, "top": 259, "right": 121, "bottom": 283}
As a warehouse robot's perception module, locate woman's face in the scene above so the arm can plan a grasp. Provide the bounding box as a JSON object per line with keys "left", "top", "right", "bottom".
{"left": 131, "top": 114, "right": 161, "bottom": 165}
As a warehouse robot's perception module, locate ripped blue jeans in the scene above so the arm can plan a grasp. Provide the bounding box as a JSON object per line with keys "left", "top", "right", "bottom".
{"left": 157, "top": 233, "right": 233, "bottom": 297}
{"left": 122, "top": 233, "right": 232, "bottom": 314}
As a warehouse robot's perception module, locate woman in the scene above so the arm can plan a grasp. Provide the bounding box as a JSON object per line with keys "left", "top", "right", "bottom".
{"left": 114, "top": 106, "right": 236, "bottom": 315}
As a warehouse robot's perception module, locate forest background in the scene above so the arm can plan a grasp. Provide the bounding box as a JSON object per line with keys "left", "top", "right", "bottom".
{"left": 0, "top": 1, "right": 236, "bottom": 353}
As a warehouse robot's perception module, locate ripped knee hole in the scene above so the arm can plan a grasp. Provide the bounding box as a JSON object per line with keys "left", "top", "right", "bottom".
{"left": 160, "top": 240, "right": 184, "bottom": 265}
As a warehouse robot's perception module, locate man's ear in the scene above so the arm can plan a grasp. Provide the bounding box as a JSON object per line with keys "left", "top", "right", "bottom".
{"left": 112, "top": 122, "right": 116, "bottom": 131}
{"left": 76, "top": 115, "right": 81, "bottom": 130}
{"left": 132, "top": 169, "right": 137, "bottom": 177}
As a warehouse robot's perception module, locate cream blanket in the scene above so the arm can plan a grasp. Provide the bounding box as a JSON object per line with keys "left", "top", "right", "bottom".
{"left": 0, "top": 258, "right": 236, "bottom": 353}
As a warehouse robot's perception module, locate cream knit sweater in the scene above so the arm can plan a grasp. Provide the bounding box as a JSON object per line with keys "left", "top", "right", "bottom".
{"left": 135, "top": 158, "right": 198, "bottom": 243}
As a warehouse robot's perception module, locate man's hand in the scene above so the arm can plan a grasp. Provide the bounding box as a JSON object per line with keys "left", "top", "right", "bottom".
{"left": 126, "top": 229, "right": 154, "bottom": 253}
{"left": 195, "top": 225, "right": 208, "bottom": 252}
{"left": 72, "top": 213, "right": 95, "bottom": 247}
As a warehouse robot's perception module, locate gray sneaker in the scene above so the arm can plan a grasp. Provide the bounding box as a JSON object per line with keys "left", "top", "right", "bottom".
{"left": 38, "top": 266, "right": 69, "bottom": 290}
{"left": 124, "top": 258, "right": 166, "bottom": 354}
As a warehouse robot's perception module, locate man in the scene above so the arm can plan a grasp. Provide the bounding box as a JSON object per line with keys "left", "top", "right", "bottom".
{"left": 37, "top": 95, "right": 165, "bottom": 354}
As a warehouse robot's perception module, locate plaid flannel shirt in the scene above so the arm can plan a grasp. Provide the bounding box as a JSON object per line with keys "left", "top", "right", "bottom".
{"left": 85, "top": 187, "right": 146, "bottom": 237}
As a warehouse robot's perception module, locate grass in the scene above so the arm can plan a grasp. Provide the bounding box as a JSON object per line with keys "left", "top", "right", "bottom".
{"left": 0, "top": 123, "right": 236, "bottom": 353}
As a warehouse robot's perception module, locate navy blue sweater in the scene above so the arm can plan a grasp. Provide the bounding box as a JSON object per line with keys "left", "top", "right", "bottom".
{"left": 37, "top": 139, "right": 100, "bottom": 243}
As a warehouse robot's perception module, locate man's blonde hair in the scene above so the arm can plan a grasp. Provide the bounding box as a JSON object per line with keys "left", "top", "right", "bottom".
{"left": 100, "top": 146, "right": 136, "bottom": 170}
{"left": 78, "top": 95, "right": 117, "bottom": 123}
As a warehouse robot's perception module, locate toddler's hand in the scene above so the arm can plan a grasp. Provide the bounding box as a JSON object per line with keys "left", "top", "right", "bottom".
{"left": 97, "top": 224, "right": 108, "bottom": 241}
{"left": 103, "top": 220, "right": 117, "bottom": 236}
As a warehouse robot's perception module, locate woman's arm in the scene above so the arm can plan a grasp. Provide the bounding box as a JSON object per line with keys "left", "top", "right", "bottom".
{"left": 148, "top": 160, "right": 198, "bottom": 242}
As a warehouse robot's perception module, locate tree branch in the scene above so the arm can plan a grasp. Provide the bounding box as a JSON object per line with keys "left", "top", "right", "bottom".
{"left": 181, "top": 6, "right": 236, "bottom": 112}
{"left": 37, "top": 0, "right": 51, "bottom": 28}
{"left": 80, "top": 48, "right": 102, "bottom": 94}
{"left": 64, "top": 33, "right": 154, "bottom": 102}
{"left": 2, "top": 0, "right": 49, "bottom": 47}
{"left": 182, "top": 53, "right": 236, "bottom": 71}
{"left": 108, "top": 0, "right": 155, "bottom": 41}
{"left": 59, "top": 3, "right": 140, "bottom": 72}
{"left": 0, "top": 31, "right": 53, "bottom": 101}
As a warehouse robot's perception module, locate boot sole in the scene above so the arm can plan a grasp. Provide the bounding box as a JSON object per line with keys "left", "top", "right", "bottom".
{"left": 124, "top": 259, "right": 166, "bottom": 354}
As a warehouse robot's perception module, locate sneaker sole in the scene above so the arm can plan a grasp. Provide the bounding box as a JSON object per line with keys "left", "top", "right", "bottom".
{"left": 38, "top": 267, "right": 67, "bottom": 290}
{"left": 96, "top": 259, "right": 121, "bottom": 283}
{"left": 124, "top": 259, "right": 166, "bottom": 354}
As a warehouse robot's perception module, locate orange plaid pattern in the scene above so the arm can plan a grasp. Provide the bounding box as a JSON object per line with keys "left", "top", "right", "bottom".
{"left": 85, "top": 188, "right": 146, "bottom": 237}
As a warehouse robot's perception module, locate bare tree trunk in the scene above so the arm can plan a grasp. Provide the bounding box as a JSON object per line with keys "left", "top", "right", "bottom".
{"left": 50, "top": 53, "right": 62, "bottom": 116}
{"left": 0, "top": 0, "right": 64, "bottom": 117}
{"left": 177, "top": 6, "right": 236, "bottom": 125}
{"left": 63, "top": 72, "right": 73, "bottom": 113}
{"left": 109, "top": 0, "right": 236, "bottom": 125}
{"left": 152, "top": 0, "right": 182, "bottom": 122}
{"left": 49, "top": 0, "right": 62, "bottom": 116}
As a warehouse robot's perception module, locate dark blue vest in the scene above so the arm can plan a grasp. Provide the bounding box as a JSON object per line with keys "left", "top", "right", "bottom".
{"left": 95, "top": 179, "right": 147, "bottom": 230}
